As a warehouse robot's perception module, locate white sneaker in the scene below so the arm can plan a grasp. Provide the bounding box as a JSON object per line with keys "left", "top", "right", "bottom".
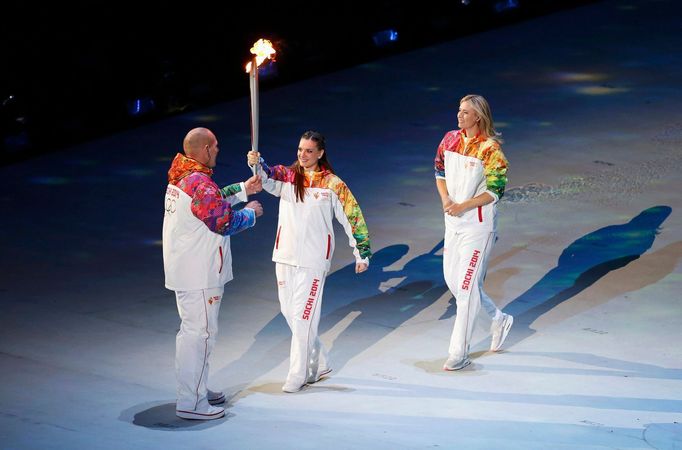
{"left": 208, "top": 389, "right": 225, "bottom": 405}
{"left": 176, "top": 405, "right": 225, "bottom": 420}
{"left": 443, "top": 357, "right": 471, "bottom": 371}
{"left": 307, "top": 367, "right": 332, "bottom": 385}
{"left": 490, "top": 313, "right": 513, "bottom": 352}
{"left": 282, "top": 381, "right": 305, "bottom": 393}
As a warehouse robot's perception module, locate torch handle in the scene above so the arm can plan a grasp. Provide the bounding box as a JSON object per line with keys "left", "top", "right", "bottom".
{"left": 249, "top": 57, "right": 259, "bottom": 153}
{"left": 249, "top": 57, "right": 260, "bottom": 177}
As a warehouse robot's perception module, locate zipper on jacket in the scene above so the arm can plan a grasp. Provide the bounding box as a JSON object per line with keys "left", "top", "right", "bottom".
{"left": 326, "top": 234, "right": 331, "bottom": 259}
{"left": 275, "top": 226, "right": 282, "bottom": 249}
{"left": 218, "top": 246, "right": 224, "bottom": 273}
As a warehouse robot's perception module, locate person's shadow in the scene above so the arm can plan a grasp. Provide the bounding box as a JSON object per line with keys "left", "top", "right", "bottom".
{"left": 320, "top": 240, "right": 448, "bottom": 371}
{"left": 501, "top": 205, "right": 674, "bottom": 348}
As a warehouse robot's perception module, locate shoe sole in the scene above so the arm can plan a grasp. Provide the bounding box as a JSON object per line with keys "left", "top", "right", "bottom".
{"left": 491, "top": 316, "right": 514, "bottom": 352}
{"left": 307, "top": 368, "right": 333, "bottom": 385}
{"left": 208, "top": 394, "right": 226, "bottom": 405}
{"left": 443, "top": 359, "right": 471, "bottom": 371}
{"left": 176, "top": 409, "right": 225, "bottom": 420}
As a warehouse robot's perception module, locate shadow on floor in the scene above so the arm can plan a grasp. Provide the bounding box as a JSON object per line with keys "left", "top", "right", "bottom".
{"left": 121, "top": 402, "right": 232, "bottom": 431}
{"left": 502, "top": 205, "right": 674, "bottom": 348}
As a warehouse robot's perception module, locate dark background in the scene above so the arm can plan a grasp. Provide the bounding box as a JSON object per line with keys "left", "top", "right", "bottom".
{"left": 1, "top": 0, "right": 600, "bottom": 165}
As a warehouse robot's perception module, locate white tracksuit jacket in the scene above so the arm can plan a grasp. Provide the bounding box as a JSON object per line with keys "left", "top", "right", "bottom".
{"left": 435, "top": 130, "right": 508, "bottom": 233}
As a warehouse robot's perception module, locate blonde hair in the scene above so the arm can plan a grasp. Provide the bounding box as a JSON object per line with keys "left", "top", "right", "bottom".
{"left": 461, "top": 94, "right": 503, "bottom": 144}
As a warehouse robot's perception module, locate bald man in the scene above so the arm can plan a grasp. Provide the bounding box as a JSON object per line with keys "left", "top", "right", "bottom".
{"left": 163, "top": 127, "right": 263, "bottom": 420}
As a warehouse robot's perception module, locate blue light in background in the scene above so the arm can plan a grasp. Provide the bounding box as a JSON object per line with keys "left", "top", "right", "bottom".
{"left": 372, "top": 29, "right": 399, "bottom": 47}
{"left": 494, "top": 0, "right": 519, "bottom": 13}
{"left": 127, "top": 97, "right": 155, "bottom": 117}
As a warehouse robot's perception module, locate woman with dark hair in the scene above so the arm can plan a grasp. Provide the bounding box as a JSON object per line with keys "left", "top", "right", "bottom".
{"left": 248, "top": 130, "right": 371, "bottom": 392}
{"left": 434, "top": 94, "right": 513, "bottom": 371}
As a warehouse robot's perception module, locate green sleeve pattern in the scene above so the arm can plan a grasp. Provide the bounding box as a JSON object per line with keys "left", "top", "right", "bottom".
{"left": 220, "top": 183, "right": 243, "bottom": 198}
{"left": 482, "top": 145, "right": 508, "bottom": 199}
{"left": 330, "top": 177, "right": 371, "bottom": 259}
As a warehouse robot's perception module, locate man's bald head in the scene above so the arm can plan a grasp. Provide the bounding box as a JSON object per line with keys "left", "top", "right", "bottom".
{"left": 183, "top": 127, "right": 219, "bottom": 167}
{"left": 183, "top": 128, "right": 215, "bottom": 156}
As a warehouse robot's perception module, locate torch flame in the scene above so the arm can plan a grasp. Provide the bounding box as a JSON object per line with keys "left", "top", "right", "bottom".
{"left": 245, "top": 39, "right": 276, "bottom": 72}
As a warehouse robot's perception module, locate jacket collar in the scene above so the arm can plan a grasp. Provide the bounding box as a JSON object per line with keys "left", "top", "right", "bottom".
{"left": 168, "top": 153, "right": 213, "bottom": 185}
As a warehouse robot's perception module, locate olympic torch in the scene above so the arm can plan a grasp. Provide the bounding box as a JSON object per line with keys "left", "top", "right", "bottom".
{"left": 245, "top": 39, "right": 276, "bottom": 176}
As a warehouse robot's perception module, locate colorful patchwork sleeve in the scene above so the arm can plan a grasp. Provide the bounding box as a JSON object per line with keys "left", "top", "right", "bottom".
{"left": 183, "top": 174, "right": 255, "bottom": 236}
{"left": 482, "top": 145, "right": 508, "bottom": 201}
{"left": 258, "top": 160, "right": 291, "bottom": 197}
{"left": 434, "top": 138, "right": 446, "bottom": 179}
{"left": 263, "top": 162, "right": 295, "bottom": 183}
{"left": 330, "top": 178, "right": 372, "bottom": 260}
{"left": 434, "top": 131, "right": 459, "bottom": 179}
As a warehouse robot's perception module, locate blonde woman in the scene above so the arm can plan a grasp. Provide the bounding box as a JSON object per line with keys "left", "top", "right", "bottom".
{"left": 434, "top": 95, "right": 513, "bottom": 371}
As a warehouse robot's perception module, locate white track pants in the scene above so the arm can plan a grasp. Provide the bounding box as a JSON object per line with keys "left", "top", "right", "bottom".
{"left": 175, "top": 287, "right": 223, "bottom": 412}
{"left": 276, "top": 263, "right": 329, "bottom": 386}
{"left": 443, "top": 229, "right": 501, "bottom": 360}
